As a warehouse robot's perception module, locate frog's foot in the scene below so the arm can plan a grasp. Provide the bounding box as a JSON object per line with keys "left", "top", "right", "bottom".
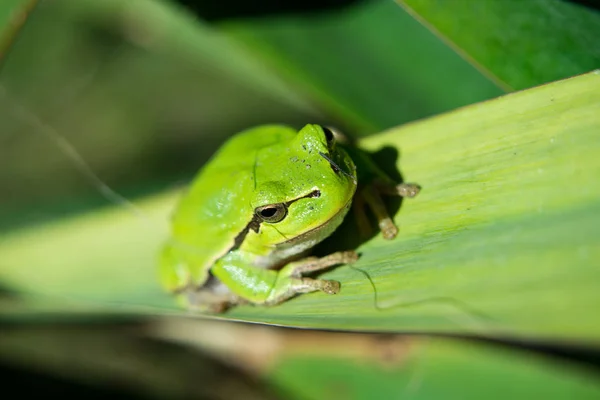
{"left": 263, "top": 277, "right": 340, "bottom": 306}
{"left": 356, "top": 181, "right": 421, "bottom": 240}
{"left": 202, "top": 296, "right": 249, "bottom": 314}
{"left": 262, "top": 251, "right": 357, "bottom": 306}
{"left": 211, "top": 251, "right": 358, "bottom": 307}
{"left": 203, "top": 300, "right": 232, "bottom": 314}
{"left": 183, "top": 291, "right": 230, "bottom": 314}
{"left": 181, "top": 280, "right": 243, "bottom": 314}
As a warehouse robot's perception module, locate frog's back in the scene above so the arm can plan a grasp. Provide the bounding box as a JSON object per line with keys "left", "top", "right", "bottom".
{"left": 168, "top": 125, "right": 297, "bottom": 268}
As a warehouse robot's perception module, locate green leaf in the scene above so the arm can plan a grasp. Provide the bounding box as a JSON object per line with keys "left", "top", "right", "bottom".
{"left": 1, "top": 71, "right": 599, "bottom": 343}
{"left": 271, "top": 338, "right": 600, "bottom": 400}
{"left": 219, "top": 0, "right": 504, "bottom": 134}
{"left": 398, "top": 0, "right": 600, "bottom": 91}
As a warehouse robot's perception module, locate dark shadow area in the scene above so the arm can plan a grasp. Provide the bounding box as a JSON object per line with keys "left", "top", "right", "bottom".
{"left": 468, "top": 335, "right": 600, "bottom": 375}
{"left": 0, "top": 362, "right": 151, "bottom": 400}
{"left": 0, "top": 320, "right": 285, "bottom": 400}
{"left": 0, "top": 282, "right": 20, "bottom": 300}
{"left": 313, "top": 144, "right": 414, "bottom": 257}
{"left": 175, "top": 0, "right": 600, "bottom": 23}
{"left": 565, "top": 0, "right": 600, "bottom": 13}
{"left": 173, "top": 0, "right": 600, "bottom": 29}
{"left": 173, "top": 0, "right": 369, "bottom": 22}
{"left": 385, "top": 330, "right": 600, "bottom": 376}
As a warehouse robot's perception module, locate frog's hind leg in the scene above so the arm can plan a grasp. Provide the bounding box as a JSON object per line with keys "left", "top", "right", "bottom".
{"left": 211, "top": 251, "right": 358, "bottom": 308}
{"left": 175, "top": 276, "right": 242, "bottom": 313}
{"left": 267, "top": 250, "right": 359, "bottom": 306}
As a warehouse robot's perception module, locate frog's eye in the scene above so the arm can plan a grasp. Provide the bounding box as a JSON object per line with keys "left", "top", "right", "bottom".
{"left": 321, "top": 126, "right": 335, "bottom": 144}
{"left": 255, "top": 203, "right": 288, "bottom": 223}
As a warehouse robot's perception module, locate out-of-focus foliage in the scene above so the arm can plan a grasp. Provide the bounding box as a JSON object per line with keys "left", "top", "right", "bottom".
{"left": 398, "top": 0, "right": 600, "bottom": 90}
{"left": 2, "top": 317, "right": 599, "bottom": 400}
{"left": 269, "top": 337, "right": 600, "bottom": 400}
{"left": 0, "top": 318, "right": 284, "bottom": 400}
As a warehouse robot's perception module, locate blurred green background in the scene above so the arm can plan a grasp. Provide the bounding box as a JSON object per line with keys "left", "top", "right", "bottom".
{"left": 0, "top": 0, "right": 505, "bottom": 230}
{"left": 1, "top": 0, "right": 599, "bottom": 398}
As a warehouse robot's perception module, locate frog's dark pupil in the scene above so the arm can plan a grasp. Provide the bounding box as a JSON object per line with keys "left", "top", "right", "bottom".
{"left": 260, "top": 207, "right": 277, "bottom": 218}
{"left": 322, "top": 126, "right": 335, "bottom": 143}
{"left": 255, "top": 203, "right": 288, "bottom": 223}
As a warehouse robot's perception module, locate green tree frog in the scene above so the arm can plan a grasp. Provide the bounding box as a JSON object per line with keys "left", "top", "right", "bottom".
{"left": 159, "top": 124, "right": 419, "bottom": 312}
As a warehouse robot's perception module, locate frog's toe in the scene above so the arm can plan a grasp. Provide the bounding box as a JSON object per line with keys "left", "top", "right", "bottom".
{"left": 379, "top": 218, "right": 399, "bottom": 240}
{"left": 321, "top": 279, "right": 341, "bottom": 295}
{"left": 341, "top": 250, "right": 360, "bottom": 263}
{"left": 396, "top": 182, "right": 421, "bottom": 198}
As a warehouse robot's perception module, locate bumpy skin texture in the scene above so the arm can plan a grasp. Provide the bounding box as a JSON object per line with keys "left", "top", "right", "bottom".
{"left": 159, "top": 124, "right": 358, "bottom": 311}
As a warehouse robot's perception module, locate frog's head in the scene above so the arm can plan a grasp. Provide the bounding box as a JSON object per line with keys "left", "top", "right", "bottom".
{"left": 247, "top": 124, "right": 357, "bottom": 254}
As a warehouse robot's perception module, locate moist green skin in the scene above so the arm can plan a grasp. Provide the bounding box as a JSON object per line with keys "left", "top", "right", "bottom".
{"left": 159, "top": 124, "right": 357, "bottom": 311}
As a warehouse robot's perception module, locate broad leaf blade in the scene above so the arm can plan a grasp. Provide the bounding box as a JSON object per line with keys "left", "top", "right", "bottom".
{"left": 1, "top": 71, "right": 599, "bottom": 342}
{"left": 398, "top": 0, "right": 600, "bottom": 90}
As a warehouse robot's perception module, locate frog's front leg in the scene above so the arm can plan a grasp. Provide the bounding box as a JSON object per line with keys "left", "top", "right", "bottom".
{"left": 375, "top": 181, "right": 420, "bottom": 198}
{"left": 211, "top": 250, "right": 358, "bottom": 307}
{"left": 355, "top": 181, "right": 420, "bottom": 240}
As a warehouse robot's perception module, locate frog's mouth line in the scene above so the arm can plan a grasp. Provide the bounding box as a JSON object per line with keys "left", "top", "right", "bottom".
{"left": 228, "top": 189, "right": 323, "bottom": 252}
{"left": 272, "top": 192, "right": 355, "bottom": 247}
{"left": 237, "top": 150, "right": 355, "bottom": 248}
